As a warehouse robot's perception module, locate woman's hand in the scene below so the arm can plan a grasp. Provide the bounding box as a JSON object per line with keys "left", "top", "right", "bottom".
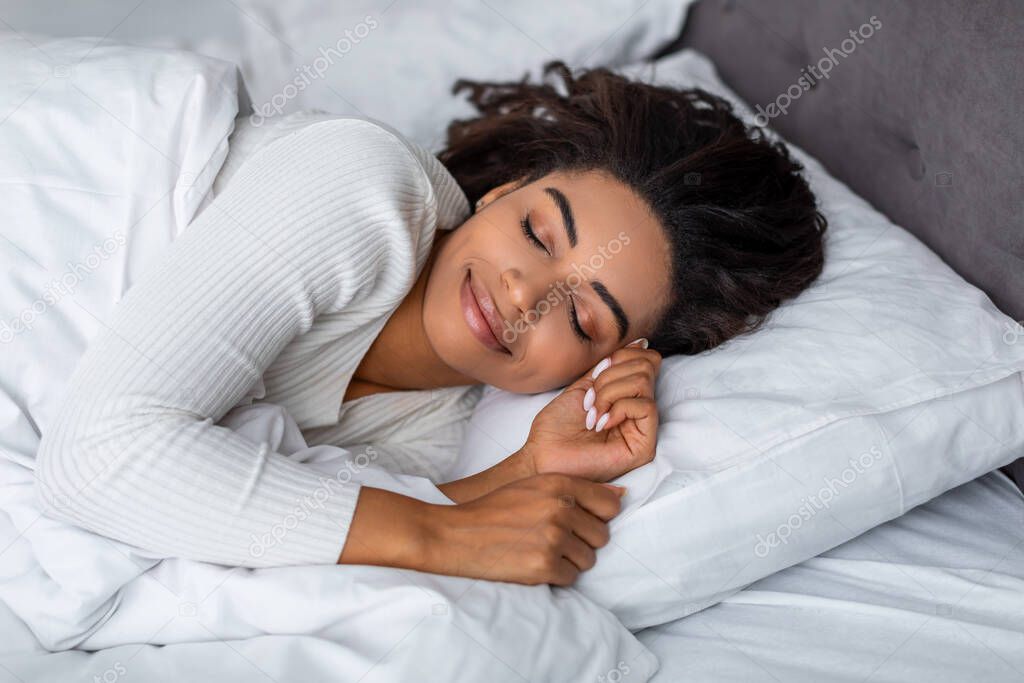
{"left": 429, "top": 474, "right": 623, "bottom": 585}
{"left": 522, "top": 338, "right": 662, "bottom": 482}
{"left": 341, "top": 475, "right": 624, "bottom": 586}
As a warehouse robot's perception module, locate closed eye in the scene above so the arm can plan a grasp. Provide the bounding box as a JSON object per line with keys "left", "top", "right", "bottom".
{"left": 568, "top": 297, "right": 592, "bottom": 343}
{"left": 521, "top": 214, "right": 549, "bottom": 254}
{"left": 522, "top": 212, "right": 590, "bottom": 343}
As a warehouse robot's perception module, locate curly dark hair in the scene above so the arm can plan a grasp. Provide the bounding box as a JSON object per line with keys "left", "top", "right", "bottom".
{"left": 437, "top": 61, "right": 827, "bottom": 356}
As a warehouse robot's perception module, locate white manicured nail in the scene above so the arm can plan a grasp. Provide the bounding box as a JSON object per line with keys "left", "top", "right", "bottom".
{"left": 591, "top": 357, "right": 611, "bottom": 380}
{"left": 583, "top": 387, "right": 595, "bottom": 412}
{"left": 595, "top": 412, "right": 610, "bottom": 432}
{"left": 628, "top": 337, "right": 649, "bottom": 349}
{"left": 586, "top": 406, "right": 597, "bottom": 430}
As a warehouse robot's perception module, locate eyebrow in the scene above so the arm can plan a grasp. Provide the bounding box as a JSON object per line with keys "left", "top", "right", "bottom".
{"left": 592, "top": 280, "right": 629, "bottom": 342}
{"left": 543, "top": 186, "right": 630, "bottom": 343}
{"left": 544, "top": 187, "right": 577, "bottom": 247}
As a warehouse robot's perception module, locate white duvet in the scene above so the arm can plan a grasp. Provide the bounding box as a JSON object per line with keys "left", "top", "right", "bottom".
{"left": 0, "top": 36, "right": 656, "bottom": 682}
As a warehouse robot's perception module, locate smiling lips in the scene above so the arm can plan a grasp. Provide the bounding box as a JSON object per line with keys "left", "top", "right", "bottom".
{"left": 461, "top": 269, "right": 511, "bottom": 355}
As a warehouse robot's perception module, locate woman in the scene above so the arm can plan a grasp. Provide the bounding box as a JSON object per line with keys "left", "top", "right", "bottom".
{"left": 35, "top": 62, "right": 825, "bottom": 587}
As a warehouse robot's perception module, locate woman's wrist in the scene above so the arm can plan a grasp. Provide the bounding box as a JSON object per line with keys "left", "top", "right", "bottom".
{"left": 338, "top": 486, "right": 435, "bottom": 570}
{"left": 438, "top": 447, "right": 538, "bottom": 504}
{"left": 337, "top": 486, "right": 480, "bottom": 578}
{"left": 340, "top": 446, "right": 543, "bottom": 568}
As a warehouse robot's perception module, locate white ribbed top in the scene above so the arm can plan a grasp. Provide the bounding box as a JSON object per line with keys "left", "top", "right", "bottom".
{"left": 35, "top": 114, "right": 475, "bottom": 567}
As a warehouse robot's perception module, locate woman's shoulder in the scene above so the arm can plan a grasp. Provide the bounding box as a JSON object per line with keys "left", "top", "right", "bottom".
{"left": 216, "top": 112, "right": 469, "bottom": 231}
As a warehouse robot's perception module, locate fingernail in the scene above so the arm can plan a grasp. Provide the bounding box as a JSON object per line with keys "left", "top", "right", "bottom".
{"left": 595, "top": 412, "right": 610, "bottom": 432}
{"left": 586, "top": 406, "right": 597, "bottom": 430}
{"left": 583, "top": 387, "right": 595, "bottom": 412}
{"left": 591, "top": 357, "right": 611, "bottom": 380}
{"left": 628, "top": 337, "right": 649, "bottom": 349}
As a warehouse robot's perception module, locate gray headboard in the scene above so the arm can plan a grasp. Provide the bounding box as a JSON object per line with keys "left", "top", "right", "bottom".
{"left": 660, "top": 0, "right": 1023, "bottom": 321}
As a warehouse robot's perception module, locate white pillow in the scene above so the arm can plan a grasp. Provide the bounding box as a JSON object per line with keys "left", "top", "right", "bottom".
{"left": 0, "top": 34, "right": 241, "bottom": 454}
{"left": 455, "top": 49, "right": 1024, "bottom": 630}
{"left": 3, "top": 0, "right": 695, "bottom": 149}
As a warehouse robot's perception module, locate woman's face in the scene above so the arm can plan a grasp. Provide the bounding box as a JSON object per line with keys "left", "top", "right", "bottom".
{"left": 423, "top": 169, "right": 672, "bottom": 393}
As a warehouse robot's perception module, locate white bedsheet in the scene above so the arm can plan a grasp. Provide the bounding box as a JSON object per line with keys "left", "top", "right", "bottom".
{"left": 638, "top": 471, "right": 1024, "bottom": 682}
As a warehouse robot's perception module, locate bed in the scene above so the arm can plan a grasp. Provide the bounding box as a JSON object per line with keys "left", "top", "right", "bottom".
{"left": 1, "top": 1, "right": 1022, "bottom": 681}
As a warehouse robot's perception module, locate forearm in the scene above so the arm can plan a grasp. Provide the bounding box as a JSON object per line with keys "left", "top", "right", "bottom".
{"left": 37, "top": 412, "right": 359, "bottom": 566}
{"left": 339, "top": 449, "right": 537, "bottom": 567}
{"left": 338, "top": 486, "right": 435, "bottom": 567}
{"left": 438, "top": 446, "right": 537, "bottom": 504}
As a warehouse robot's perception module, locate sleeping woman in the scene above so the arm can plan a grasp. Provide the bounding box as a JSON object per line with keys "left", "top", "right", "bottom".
{"left": 35, "top": 61, "right": 826, "bottom": 587}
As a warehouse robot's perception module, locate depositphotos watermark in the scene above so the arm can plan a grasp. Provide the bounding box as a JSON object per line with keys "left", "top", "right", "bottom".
{"left": 753, "top": 15, "right": 882, "bottom": 127}
{"left": 1, "top": 231, "right": 126, "bottom": 344}
{"left": 753, "top": 445, "right": 883, "bottom": 558}
{"left": 1003, "top": 320, "right": 1023, "bottom": 345}
{"left": 91, "top": 661, "right": 126, "bottom": 683}
{"left": 248, "top": 446, "right": 378, "bottom": 558}
{"left": 250, "top": 15, "right": 379, "bottom": 127}
{"left": 501, "top": 230, "right": 632, "bottom": 345}
{"left": 597, "top": 661, "right": 632, "bottom": 683}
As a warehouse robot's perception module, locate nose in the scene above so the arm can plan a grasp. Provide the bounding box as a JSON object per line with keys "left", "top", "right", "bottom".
{"left": 501, "top": 266, "right": 548, "bottom": 319}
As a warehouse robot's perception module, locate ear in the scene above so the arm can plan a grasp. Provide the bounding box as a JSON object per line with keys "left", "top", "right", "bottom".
{"left": 475, "top": 178, "right": 524, "bottom": 212}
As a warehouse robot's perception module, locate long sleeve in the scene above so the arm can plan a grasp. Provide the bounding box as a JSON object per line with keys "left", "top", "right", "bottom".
{"left": 35, "top": 116, "right": 461, "bottom": 567}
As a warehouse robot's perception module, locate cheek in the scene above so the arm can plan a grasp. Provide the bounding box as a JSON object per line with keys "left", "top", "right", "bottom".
{"left": 521, "top": 338, "right": 594, "bottom": 389}
{"left": 459, "top": 214, "right": 504, "bottom": 251}
{"left": 422, "top": 267, "right": 469, "bottom": 360}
